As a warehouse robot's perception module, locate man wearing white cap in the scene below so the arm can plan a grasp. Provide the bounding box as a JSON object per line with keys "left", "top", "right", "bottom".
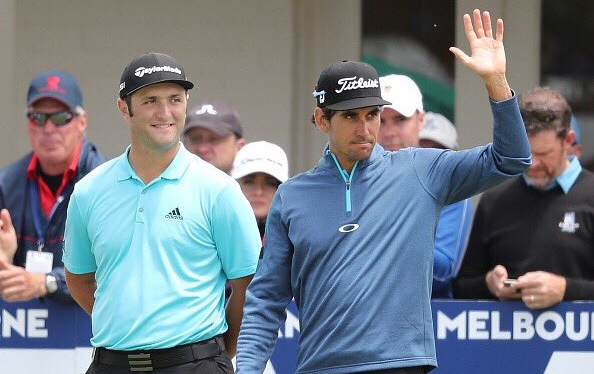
{"left": 378, "top": 73, "right": 474, "bottom": 299}
{"left": 377, "top": 74, "right": 425, "bottom": 151}
{"left": 418, "top": 112, "right": 473, "bottom": 298}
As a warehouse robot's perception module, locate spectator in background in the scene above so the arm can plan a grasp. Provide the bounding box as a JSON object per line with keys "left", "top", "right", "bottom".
{"left": 454, "top": 86, "right": 594, "bottom": 309}
{"left": 231, "top": 141, "right": 288, "bottom": 374}
{"left": 0, "top": 70, "right": 105, "bottom": 303}
{"left": 569, "top": 113, "right": 582, "bottom": 158}
{"left": 377, "top": 74, "right": 425, "bottom": 151}
{"left": 183, "top": 100, "right": 245, "bottom": 174}
{"left": 419, "top": 112, "right": 473, "bottom": 298}
{"left": 231, "top": 141, "right": 289, "bottom": 243}
{"left": 379, "top": 75, "right": 473, "bottom": 299}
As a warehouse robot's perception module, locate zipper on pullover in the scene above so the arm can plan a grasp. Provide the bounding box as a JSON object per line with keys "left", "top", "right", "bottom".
{"left": 330, "top": 153, "right": 358, "bottom": 213}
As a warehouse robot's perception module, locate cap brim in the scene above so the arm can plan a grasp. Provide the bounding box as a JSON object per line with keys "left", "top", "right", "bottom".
{"left": 123, "top": 79, "right": 194, "bottom": 98}
{"left": 382, "top": 104, "right": 417, "bottom": 118}
{"left": 184, "top": 121, "right": 234, "bottom": 137}
{"left": 232, "top": 163, "right": 288, "bottom": 183}
{"left": 325, "top": 96, "right": 391, "bottom": 110}
{"left": 419, "top": 134, "right": 457, "bottom": 150}
{"left": 27, "top": 93, "right": 76, "bottom": 110}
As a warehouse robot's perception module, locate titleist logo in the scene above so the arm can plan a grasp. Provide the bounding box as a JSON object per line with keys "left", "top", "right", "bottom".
{"left": 335, "top": 76, "right": 379, "bottom": 93}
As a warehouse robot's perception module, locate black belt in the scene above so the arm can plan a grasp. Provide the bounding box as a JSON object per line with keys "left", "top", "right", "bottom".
{"left": 92, "top": 336, "right": 223, "bottom": 372}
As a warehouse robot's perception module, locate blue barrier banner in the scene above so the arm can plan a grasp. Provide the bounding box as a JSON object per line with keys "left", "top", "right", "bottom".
{"left": 1, "top": 299, "right": 593, "bottom": 373}
{"left": 0, "top": 299, "right": 90, "bottom": 349}
{"left": 432, "top": 300, "right": 594, "bottom": 374}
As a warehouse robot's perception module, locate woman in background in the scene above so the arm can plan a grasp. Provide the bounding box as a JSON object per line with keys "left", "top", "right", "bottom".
{"left": 232, "top": 141, "right": 289, "bottom": 243}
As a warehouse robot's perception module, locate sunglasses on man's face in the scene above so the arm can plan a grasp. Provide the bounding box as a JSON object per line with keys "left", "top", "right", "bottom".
{"left": 27, "top": 110, "right": 77, "bottom": 127}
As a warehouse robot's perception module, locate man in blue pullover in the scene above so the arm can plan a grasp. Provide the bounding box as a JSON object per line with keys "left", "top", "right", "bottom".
{"left": 237, "top": 9, "right": 531, "bottom": 374}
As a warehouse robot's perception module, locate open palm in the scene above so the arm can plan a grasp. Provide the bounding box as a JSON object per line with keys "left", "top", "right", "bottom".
{"left": 450, "top": 9, "right": 506, "bottom": 78}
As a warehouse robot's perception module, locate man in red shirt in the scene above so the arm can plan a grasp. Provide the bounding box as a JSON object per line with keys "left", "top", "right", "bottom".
{"left": 0, "top": 70, "right": 104, "bottom": 303}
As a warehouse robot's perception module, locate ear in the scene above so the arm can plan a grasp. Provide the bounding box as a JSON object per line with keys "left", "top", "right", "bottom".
{"left": 236, "top": 137, "right": 246, "bottom": 150}
{"left": 564, "top": 129, "right": 576, "bottom": 150}
{"left": 79, "top": 112, "right": 88, "bottom": 133}
{"left": 117, "top": 98, "right": 130, "bottom": 120}
{"left": 417, "top": 110, "right": 426, "bottom": 132}
{"left": 314, "top": 107, "right": 330, "bottom": 133}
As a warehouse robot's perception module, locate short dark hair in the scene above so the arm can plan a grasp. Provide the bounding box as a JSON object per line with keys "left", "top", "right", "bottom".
{"left": 519, "top": 86, "right": 571, "bottom": 139}
{"left": 124, "top": 95, "right": 134, "bottom": 117}
{"left": 310, "top": 108, "right": 338, "bottom": 125}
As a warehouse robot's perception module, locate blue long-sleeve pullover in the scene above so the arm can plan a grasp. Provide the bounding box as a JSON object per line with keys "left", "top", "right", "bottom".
{"left": 237, "top": 96, "right": 531, "bottom": 373}
{"left": 432, "top": 198, "right": 473, "bottom": 298}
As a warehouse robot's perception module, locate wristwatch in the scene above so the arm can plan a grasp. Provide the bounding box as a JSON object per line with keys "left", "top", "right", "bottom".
{"left": 45, "top": 274, "right": 58, "bottom": 294}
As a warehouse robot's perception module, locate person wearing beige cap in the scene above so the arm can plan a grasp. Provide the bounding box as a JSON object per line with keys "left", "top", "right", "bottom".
{"left": 419, "top": 112, "right": 460, "bottom": 150}
{"left": 183, "top": 100, "right": 246, "bottom": 174}
{"left": 378, "top": 73, "right": 474, "bottom": 300}
{"left": 231, "top": 141, "right": 289, "bottom": 242}
{"left": 418, "top": 112, "right": 473, "bottom": 299}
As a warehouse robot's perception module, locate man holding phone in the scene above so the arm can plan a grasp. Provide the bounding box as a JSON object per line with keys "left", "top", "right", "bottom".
{"left": 454, "top": 87, "right": 594, "bottom": 309}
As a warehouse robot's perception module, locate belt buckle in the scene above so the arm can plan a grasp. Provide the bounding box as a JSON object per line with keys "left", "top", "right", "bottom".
{"left": 127, "top": 353, "right": 153, "bottom": 372}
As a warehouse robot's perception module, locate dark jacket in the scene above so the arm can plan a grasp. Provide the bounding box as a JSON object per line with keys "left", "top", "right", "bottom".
{"left": 0, "top": 140, "right": 105, "bottom": 302}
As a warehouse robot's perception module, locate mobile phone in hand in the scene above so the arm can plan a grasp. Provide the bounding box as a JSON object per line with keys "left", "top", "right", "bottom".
{"left": 503, "top": 279, "right": 517, "bottom": 287}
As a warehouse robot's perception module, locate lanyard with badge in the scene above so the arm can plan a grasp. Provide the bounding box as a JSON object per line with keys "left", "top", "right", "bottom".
{"left": 25, "top": 180, "right": 64, "bottom": 274}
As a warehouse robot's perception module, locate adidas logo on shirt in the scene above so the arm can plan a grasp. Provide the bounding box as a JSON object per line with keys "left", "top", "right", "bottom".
{"left": 165, "top": 207, "right": 184, "bottom": 220}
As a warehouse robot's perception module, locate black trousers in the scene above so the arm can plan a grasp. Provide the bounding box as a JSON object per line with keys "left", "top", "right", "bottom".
{"left": 86, "top": 355, "right": 233, "bottom": 373}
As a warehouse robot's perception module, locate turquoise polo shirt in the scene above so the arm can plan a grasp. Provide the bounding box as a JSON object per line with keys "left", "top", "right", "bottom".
{"left": 64, "top": 144, "right": 261, "bottom": 350}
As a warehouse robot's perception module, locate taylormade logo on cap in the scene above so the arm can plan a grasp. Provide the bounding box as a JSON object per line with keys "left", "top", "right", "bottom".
{"left": 134, "top": 65, "right": 182, "bottom": 78}
{"left": 119, "top": 52, "right": 194, "bottom": 99}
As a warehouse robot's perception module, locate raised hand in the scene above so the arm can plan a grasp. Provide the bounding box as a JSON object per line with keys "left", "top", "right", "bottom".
{"left": 449, "top": 9, "right": 511, "bottom": 101}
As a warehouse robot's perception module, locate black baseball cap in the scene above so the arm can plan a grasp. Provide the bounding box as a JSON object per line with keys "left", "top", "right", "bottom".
{"left": 313, "top": 60, "right": 391, "bottom": 110}
{"left": 119, "top": 52, "right": 194, "bottom": 98}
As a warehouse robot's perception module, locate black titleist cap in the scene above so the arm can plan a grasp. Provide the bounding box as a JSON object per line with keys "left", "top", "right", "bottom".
{"left": 119, "top": 52, "right": 194, "bottom": 98}
{"left": 312, "top": 60, "right": 391, "bottom": 110}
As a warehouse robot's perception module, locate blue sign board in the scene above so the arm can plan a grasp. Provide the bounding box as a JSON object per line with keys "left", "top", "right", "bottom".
{"left": 1, "top": 299, "right": 593, "bottom": 373}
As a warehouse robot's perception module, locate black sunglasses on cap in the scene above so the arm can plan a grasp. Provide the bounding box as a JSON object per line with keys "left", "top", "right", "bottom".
{"left": 27, "top": 110, "right": 77, "bottom": 127}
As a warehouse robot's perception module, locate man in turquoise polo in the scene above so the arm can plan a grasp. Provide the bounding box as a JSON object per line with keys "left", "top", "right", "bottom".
{"left": 64, "top": 52, "right": 261, "bottom": 373}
